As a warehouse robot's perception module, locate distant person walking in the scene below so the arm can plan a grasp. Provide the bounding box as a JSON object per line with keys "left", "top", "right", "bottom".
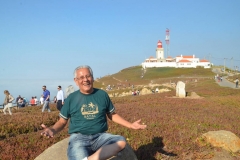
{"left": 34, "top": 96, "right": 39, "bottom": 106}
{"left": 234, "top": 78, "right": 239, "bottom": 88}
{"left": 16, "top": 95, "right": 21, "bottom": 109}
{"left": 40, "top": 95, "right": 44, "bottom": 105}
{"left": 56, "top": 85, "right": 64, "bottom": 111}
{"left": 3, "top": 90, "right": 15, "bottom": 115}
{"left": 42, "top": 85, "right": 51, "bottom": 112}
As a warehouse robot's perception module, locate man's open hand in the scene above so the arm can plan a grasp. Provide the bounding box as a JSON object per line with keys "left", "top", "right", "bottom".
{"left": 130, "top": 119, "right": 147, "bottom": 129}
{"left": 40, "top": 124, "right": 54, "bottom": 138}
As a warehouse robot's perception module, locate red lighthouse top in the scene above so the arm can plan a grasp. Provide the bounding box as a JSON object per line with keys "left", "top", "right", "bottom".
{"left": 157, "top": 40, "right": 162, "bottom": 48}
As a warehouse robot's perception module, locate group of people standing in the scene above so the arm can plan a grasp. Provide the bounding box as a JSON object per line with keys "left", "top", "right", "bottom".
{"left": 214, "top": 74, "right": 223, "bottom": 82}
{"left": 132, "top": 90, "right": 140, "bottom": 96}
{"left": 16, "top": 95, "right": 41, "bottom": 107}
{"left": 2, "top": 85, "right": 65, "bottom": 116}
{"left": 41, "top": 85, "right": 65, "bottom": 113}
{"left": 16, "top": 96, "right": 28, "bottom": 108}
{"left": 16, "top": 95, "right": 46, "bottom": 108}
{"left": 29, "top": 96, "right": 39, "bottom": 106}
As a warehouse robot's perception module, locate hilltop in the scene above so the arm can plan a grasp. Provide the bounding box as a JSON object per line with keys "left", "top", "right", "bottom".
{"left": 94, "top": 66, "right": 214, "bottom": 97}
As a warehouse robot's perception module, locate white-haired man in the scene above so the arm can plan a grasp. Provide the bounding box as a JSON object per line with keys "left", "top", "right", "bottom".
{"left": 41, "top": 65, "right": 147, "bottom": 160}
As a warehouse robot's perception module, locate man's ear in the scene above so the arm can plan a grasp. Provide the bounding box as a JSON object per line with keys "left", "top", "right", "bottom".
{"left": 74, "top": 78, "right": 79, "bottom": 87}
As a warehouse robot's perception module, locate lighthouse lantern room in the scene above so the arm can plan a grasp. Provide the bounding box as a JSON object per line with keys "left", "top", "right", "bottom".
{"left": 156, "top": 40, "right": 164, "bottom": 60}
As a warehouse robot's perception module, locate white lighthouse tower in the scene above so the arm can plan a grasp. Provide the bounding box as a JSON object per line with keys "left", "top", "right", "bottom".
{"left": 156, "top": 40, "right": 164, "bottom": 61}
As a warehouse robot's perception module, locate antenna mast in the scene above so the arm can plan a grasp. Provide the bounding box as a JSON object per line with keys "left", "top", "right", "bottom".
{"left": 165, "top": 28, "right": 170, "bottom": 58}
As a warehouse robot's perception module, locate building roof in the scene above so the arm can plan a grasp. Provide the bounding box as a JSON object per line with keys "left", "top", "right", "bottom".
{"left": 178, "top": 59, "right": 191, "bottom": 63}
{"left": 166, "top": 56, "right": 173, "bottom": 59}
{"left": 176, "top": 55, "right": 196, "bottom": 58}
{"left": 200, "top": 59, "right": 209, "bottom": 62}
{"left": 146, "top": 56, "right": 157, "bottom": 60}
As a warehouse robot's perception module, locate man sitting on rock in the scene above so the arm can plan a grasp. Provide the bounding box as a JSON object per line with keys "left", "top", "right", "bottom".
{"left": 41, "top": 65, "right": 147, "bottom": 160}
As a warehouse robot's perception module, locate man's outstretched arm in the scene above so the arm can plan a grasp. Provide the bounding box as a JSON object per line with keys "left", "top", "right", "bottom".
{"left": 41, "top": 117, "right": 68, "bottom": 138}
{"left": 107, "top": 112, "right": 147, "bottom": 129}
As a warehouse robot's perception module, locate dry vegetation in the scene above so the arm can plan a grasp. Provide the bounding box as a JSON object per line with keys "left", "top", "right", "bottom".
{"left": 1, "top": 66, "right": 240, "bottom": 160}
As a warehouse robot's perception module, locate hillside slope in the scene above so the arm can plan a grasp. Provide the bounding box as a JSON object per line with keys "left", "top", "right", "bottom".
{"left": 94, "top": 66, "right": 214, "bottom": 95}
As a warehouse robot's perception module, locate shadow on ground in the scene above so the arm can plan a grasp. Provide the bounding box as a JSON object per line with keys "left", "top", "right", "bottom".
{"left": 135, "top": 137, "right": 177, "bottom": 160}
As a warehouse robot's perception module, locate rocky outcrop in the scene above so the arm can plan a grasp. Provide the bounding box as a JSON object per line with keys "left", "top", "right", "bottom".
{"left": 108, "top": 88, "right": 171, "bottom": 97}
{"left": 197, "top": 130, "right": 240, "bottom": 153}
{"left": 189, "top": 92, "right": 201, "bottom": 98}
{"left": 140, "top": 88, "right": 152, "bottom": 95}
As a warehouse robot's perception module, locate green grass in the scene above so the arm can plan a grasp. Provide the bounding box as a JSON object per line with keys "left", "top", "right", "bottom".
{"left": 95, "top": 66, "right": 214, "bottom": 88}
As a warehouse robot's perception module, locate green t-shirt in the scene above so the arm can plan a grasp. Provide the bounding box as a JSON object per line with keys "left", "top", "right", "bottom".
{"left": 60, "top": 88, "right": 115, "bottom": 135}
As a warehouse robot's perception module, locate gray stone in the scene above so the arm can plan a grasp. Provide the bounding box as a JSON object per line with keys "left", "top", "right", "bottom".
{"left": 199, "top": 130, "right": 240, "bottom": 153}
{"left": 65, "top": 85, "right": 75, "bottom": 98}
{"left": 176, "top": 81, "right": 186, "bottom": 98}
{"left": 190, "top": 92, "right": 200, "bottom": 98}
{"left": 35, "top": 137, "right": 138, "bottom": 160}
{"left": 35, "top": 137, "right": 69, "bottom": 160}
{"left": 140, "top": 88, "right": 152, "bottom": 95}
{"left": 108, "top": 143, "right": 138, "bottom": 160}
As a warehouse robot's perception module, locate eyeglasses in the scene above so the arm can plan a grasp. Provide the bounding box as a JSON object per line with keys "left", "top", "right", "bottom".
{"left": 76, "top": 75, "right": 92, "bottom": 81}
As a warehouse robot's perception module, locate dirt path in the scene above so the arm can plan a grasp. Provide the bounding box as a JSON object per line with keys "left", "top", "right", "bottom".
{"left": 112, "top": 77, "right": 122, "bottom": 82}
{"left": 212, "top": 68, "right": 239, "bottom": 89}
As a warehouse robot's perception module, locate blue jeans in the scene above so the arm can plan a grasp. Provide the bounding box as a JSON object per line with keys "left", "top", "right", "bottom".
{"left": 42, "top": 100, "right": 51, "bottom": 112}
{"left": 67, "top": 132, "right": 126, "bottom": 160}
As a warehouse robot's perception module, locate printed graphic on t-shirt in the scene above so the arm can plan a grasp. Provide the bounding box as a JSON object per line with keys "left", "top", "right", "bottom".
{"left": 81, "top": 102, "right": 99, "bottom": 119}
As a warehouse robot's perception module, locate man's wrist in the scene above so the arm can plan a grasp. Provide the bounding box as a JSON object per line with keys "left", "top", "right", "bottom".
{"left": 128, "top": 123, "right": 132, "bottom": 129}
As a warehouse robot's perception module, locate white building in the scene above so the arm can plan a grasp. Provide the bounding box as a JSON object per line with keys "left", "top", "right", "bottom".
{"left": 142, "top": 40, "right": 211, "bottom": 69}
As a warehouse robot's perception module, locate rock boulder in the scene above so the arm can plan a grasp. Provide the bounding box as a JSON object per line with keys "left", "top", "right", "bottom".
{"left": 35, "top": 137, "right": 138, "bottom": 160}
{"left": 197, "top": 130, "right": 240, "bottom": 153}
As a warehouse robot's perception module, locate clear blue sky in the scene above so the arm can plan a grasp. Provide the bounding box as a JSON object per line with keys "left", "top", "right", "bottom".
{"left": 1, "top": 0, "right": 240, "bottom": 103}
